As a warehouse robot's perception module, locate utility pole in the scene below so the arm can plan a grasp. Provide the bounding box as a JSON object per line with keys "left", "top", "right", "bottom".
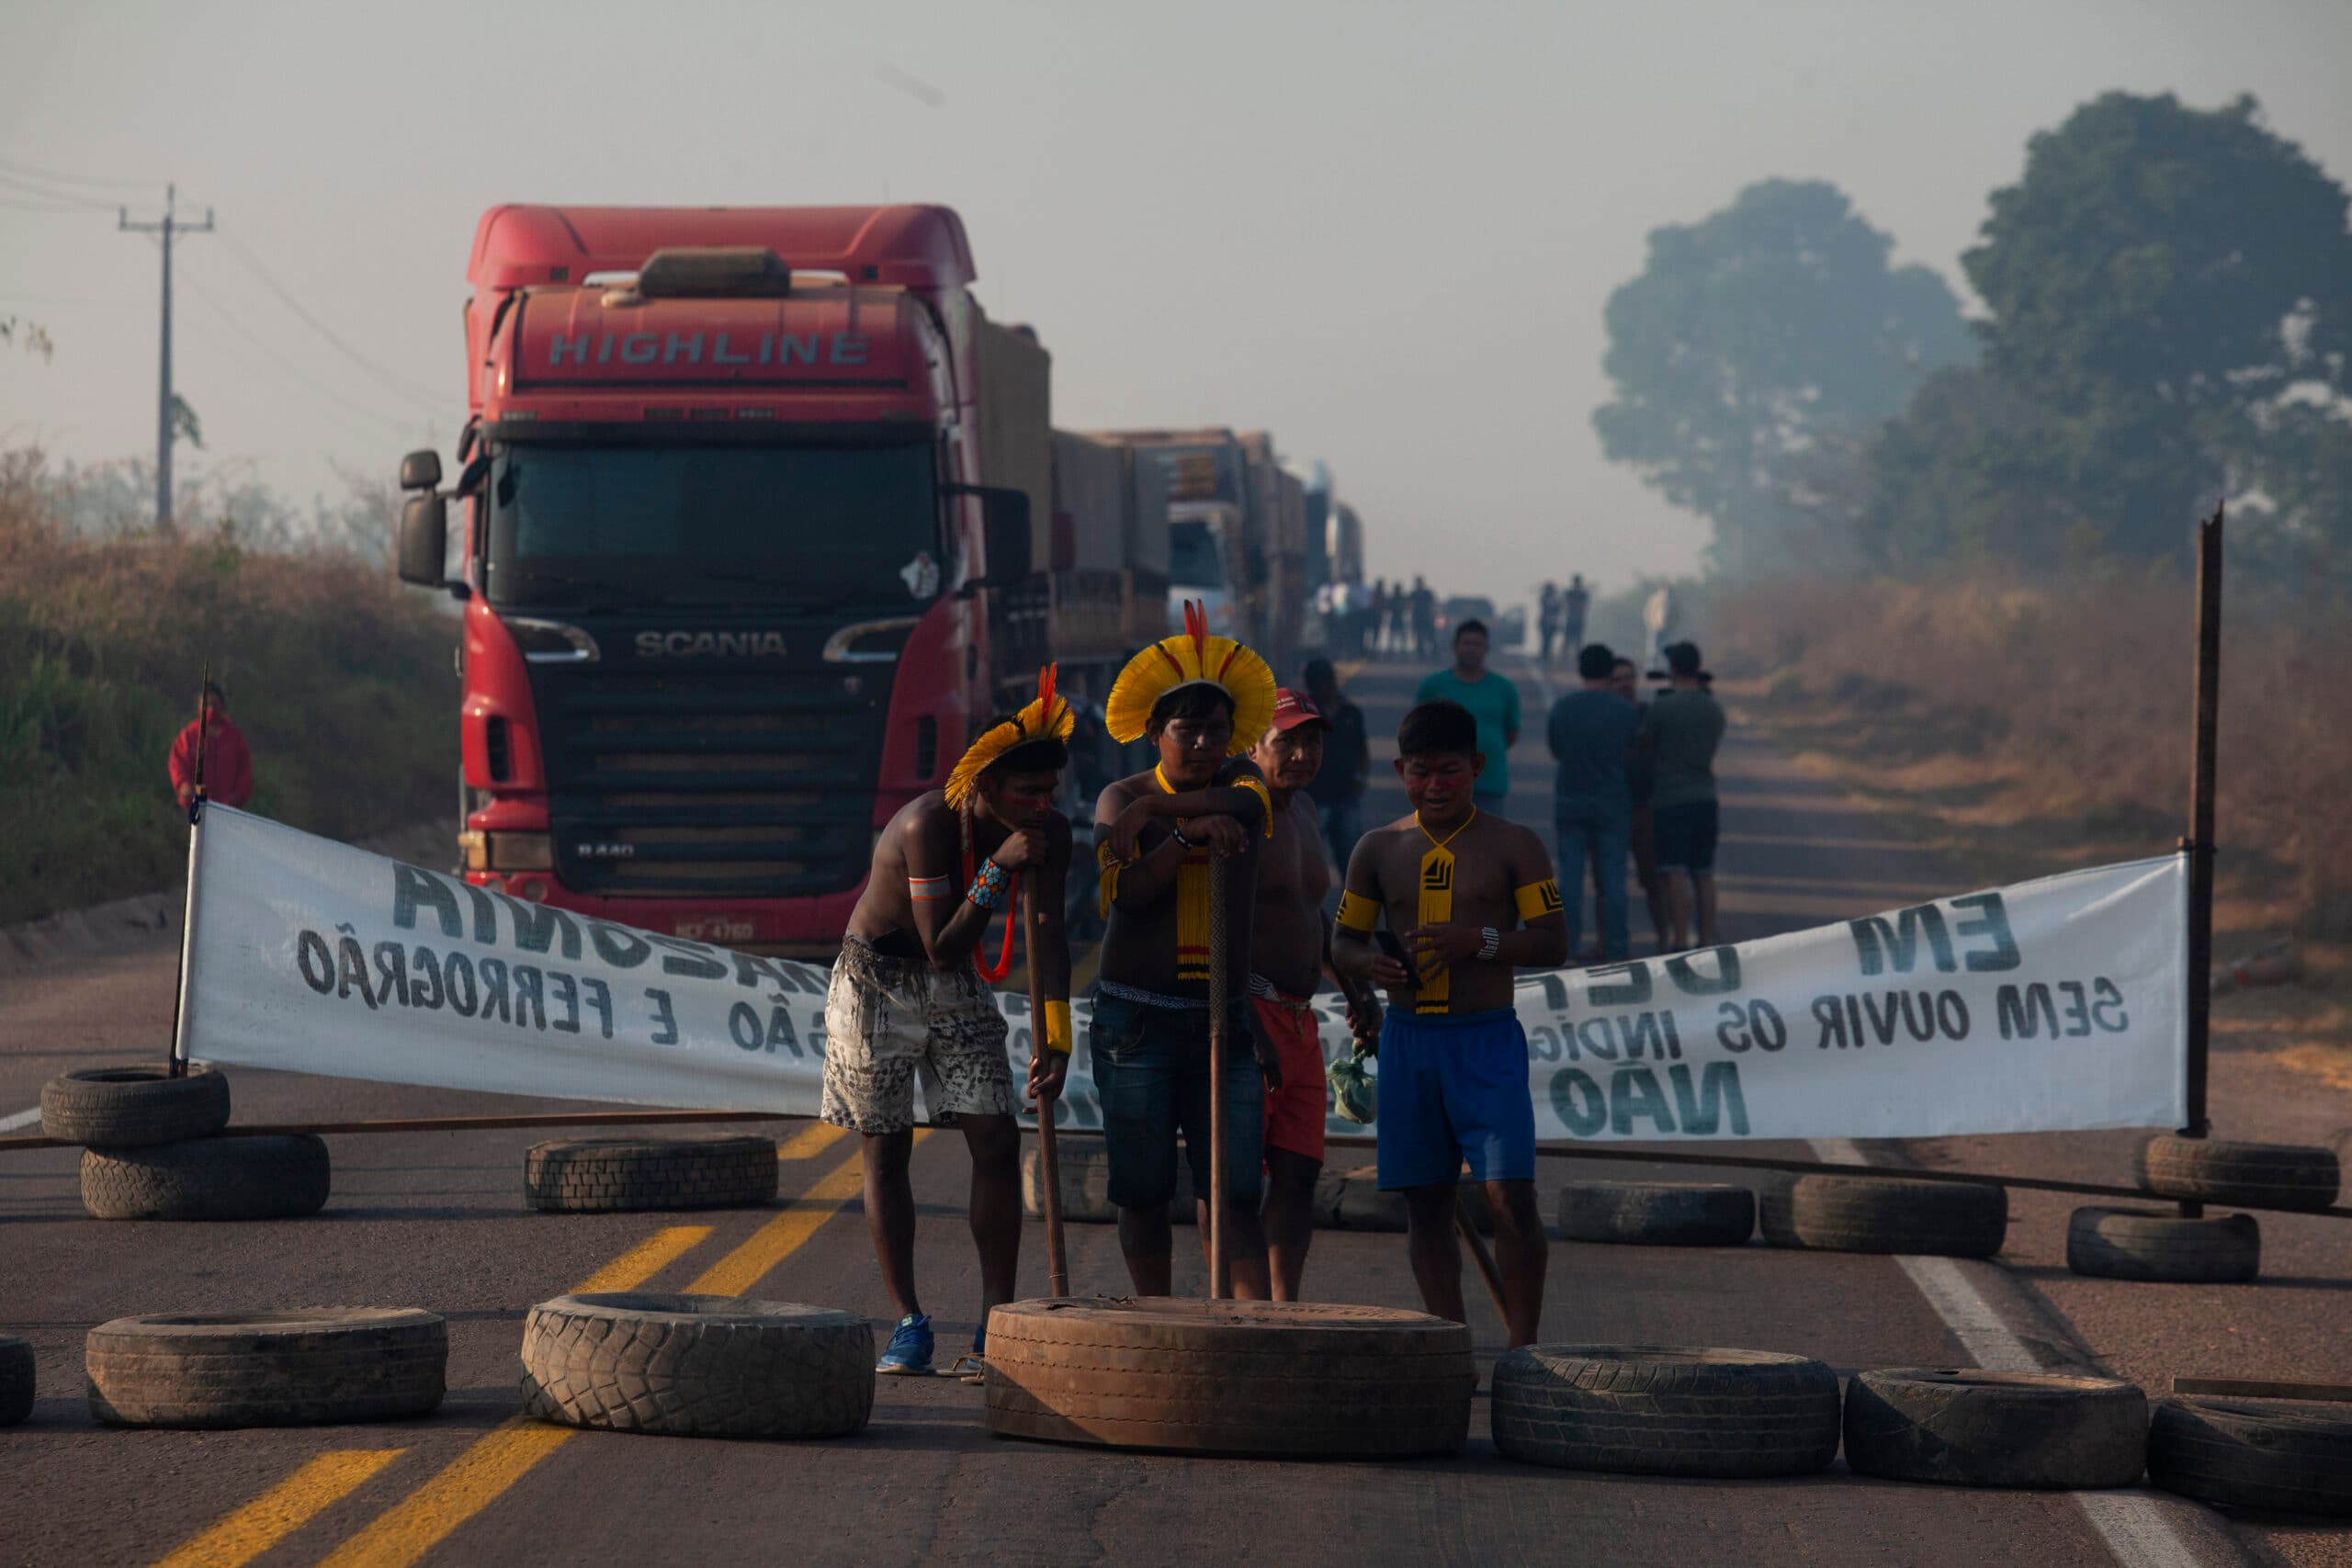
{"left": 119, "top": 184, "right": 213, "bottom": 530}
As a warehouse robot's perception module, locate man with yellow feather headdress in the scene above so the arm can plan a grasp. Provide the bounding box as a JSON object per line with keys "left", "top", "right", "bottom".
{"left": 821, "top": 667, "right": 1076, "bottom": 1380}
{"left": 1091, "top": 603, "right": 1284, "bottom": 1299}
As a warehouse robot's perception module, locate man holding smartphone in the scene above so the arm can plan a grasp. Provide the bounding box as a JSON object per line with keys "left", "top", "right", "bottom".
{"left": 1332, "top": 699, "right": 1566, "bottom": 1348}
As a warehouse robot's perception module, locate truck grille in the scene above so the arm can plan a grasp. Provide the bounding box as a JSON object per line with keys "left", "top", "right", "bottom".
{"left": 528, "top": 666, "right": 890, "bottom": 898}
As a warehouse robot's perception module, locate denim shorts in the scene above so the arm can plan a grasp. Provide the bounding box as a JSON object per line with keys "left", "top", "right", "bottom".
{"left": 1089, "top": 993, "right": 1264, "bottom": 1211}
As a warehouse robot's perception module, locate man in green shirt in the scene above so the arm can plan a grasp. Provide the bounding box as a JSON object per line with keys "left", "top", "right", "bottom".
{"left": 1638, "top": 640, "right": 1726, "bottom": 950}
{"left": 1416, "top": 619, "right": 1519, "bottom": 805}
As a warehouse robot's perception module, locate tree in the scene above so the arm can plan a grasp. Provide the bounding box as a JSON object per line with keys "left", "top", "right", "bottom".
{"left": 1962, "top": 92, "right": 2352, "bottom": 558}
{"left": 1592, "top": 179, "right": 1973, "bottom": 571}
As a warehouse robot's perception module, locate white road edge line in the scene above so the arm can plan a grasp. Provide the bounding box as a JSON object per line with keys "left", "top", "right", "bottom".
{"left": 1806, "top": 1137, "right": 2212, "bottom": 1568}
{"left": 0, "top": 1106, "right": 40, "bottom": 1134}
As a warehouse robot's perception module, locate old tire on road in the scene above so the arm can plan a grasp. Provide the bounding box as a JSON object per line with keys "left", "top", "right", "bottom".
{"left": 81, "top": 1134, "right": 330, "bottom": 1221}
{"left": 1026, "top": 1142, "right": 1199, "bottom": 1224}
{"left": 2135, "top": 1135, "right": 2340, "bottom": 1213}
{"left": 0, "top": 1336, "right": 31, "bottom": 1427}
{"left": 1843, "top": 1369, "right": 2147, "bottom": 1489}
{"left": 1559, "top": 1180, "right": 1754, "bottom": 1246}
{"left": 523, "top": 1135, "right": 777, "bottom": 1213}
{"left": 1023, "top": 1141, "right": 1116, "bottom": 1224}
{"left": 41, "top": 1063, "right": 230, "bottom": 1148}
{"left": 86, "top": 1308, "right": 446, "bottom": 1427}
{"left": 1491, "top": 1345, "right": 1841, "bottom": 1477}
{"left": 2147, "top": 1397, "right": 2352, "bottom": 1517}
{"left": 521, "top": 1292, "right": 873, "bottom": 1438}
{"left": 984, "top": 1297, "right": 1472, "bottom": 1457}
{"left": 2065, "top": 1206, "right": 2260, "bottom": 1283}
{"left": 1758, "top": 1173, "right": 2006, "bottom": 1258}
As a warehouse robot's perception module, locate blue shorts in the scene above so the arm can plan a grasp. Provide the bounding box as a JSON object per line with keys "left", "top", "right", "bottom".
{"left": 1375, "top": 1007, "right": 1536, "bottom": 1191}
{"left": 1090, "top": 994, "right": 1264, "bottom": 1211}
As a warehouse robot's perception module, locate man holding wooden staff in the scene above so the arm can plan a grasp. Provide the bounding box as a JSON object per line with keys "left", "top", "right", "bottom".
{"left": 1092, "top": 604, "right": 1279, "bottom": 1299}
{"left": 820, "top": 669, "right": 1075, "bottom": 1380}
{"left": 1333, "top": 698, "right": 1566, "bottom": 1347}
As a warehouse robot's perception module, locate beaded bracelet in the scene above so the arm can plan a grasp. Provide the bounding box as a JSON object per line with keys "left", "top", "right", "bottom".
{"left": 967, "top": 858, "right": 1011, "bottom": 911}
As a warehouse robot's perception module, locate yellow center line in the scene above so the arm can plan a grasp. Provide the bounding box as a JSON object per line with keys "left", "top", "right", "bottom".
{"left": 313, "top": 1153, "right": 874, "bottom": 1568}
{"left": 686, "top": 1138, "right": 887, "bottom": 1295}
{"left": 568, "top": 1223, "right": 713, "bottom": 1294}
{"left": 775, "top": 1121, "right": 848, "bottom": 1161}
{"left": 151, "top": 1450, "right": 405, "bottom": 1568}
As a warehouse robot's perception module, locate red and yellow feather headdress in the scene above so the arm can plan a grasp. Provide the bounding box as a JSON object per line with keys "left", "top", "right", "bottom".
{"left": 944, "top": 664, "right": 1077, "bottom": 809}
{"left": 1104, "top": 600, "right": 1277, "bottom": 757}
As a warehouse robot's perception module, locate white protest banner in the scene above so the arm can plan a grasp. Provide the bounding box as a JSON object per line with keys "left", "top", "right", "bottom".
{"left": 181, "top": 806, "right": 2188, "bottom": 1142}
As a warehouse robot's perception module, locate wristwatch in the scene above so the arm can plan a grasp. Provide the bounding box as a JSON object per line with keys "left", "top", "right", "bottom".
{"left": 1476, "top": 926, "right": 1500, "bottom": 963}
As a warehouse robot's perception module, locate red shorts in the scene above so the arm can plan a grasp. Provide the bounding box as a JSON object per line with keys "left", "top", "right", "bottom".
{"left": 1253, "top": 992, "right": 1327, "bottom": 1164}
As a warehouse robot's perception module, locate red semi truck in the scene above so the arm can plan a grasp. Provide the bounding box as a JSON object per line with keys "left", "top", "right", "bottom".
{"left": 392, "top": 204, "right": 1062, "bottom": 957}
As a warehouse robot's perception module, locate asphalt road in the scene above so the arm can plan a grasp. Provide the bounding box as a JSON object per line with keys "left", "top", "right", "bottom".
{"left": 2, "top": 655, "right": 2346, "bottom": 1568}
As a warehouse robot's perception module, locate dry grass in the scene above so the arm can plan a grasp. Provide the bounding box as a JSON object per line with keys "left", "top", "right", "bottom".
{"left": 0, "top": 449, "right": 457, "bottom": 925}
{"left": 1717, "top": 568, "right": 2352, "bottom": 1087}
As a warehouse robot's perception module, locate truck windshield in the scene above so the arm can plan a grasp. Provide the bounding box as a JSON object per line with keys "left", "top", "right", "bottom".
{"left": 485, "top": 440, "right": 938, "bottom": 609}
{"left": 1168, "top": 520, "right": 1224, "bottom": 589}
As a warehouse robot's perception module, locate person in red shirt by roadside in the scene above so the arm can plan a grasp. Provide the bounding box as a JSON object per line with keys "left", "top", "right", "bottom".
{"left": 168, "top": 682, "right": 254, "bottom": 810}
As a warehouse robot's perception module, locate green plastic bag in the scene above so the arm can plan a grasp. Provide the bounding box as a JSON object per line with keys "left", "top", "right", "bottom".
{"left": 1328, "top": 1044, "right": 1375, "bottom": 1125}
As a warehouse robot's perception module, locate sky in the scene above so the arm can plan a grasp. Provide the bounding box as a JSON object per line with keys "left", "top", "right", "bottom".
{"left": 5, "top": 0, "right": 2350, "bottom": 600}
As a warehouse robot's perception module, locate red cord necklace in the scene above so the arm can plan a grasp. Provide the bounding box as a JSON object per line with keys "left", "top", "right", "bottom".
{"left": 960, "top": 803, "right": 1020, "bottom": 984}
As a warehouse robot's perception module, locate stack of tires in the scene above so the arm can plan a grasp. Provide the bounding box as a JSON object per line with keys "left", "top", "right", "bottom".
{"left": 42, "top": 1064, "right": 329, "bottom": 1222}
{"left": 2065, "top": 1134, "right": 2342, "bottom": 1284}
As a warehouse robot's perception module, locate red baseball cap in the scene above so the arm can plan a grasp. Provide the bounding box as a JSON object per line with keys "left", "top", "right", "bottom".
{"left": 1268, "top": 688, "right": 1330, "bottom": 732}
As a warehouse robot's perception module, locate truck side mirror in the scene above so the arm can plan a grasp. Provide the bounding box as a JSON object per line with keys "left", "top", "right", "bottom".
{"left": 400, "top": 449, "right": 443, "bottom": 491}
{"left": 398, "top": 493, "right": 448, "bottom": 587}
{"left": 942, "top": 484, "right": 1032, "bottom": 590}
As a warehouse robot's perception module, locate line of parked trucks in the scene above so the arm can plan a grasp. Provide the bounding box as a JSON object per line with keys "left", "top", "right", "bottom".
{"left": 391, "top": 203, "right": 1370, "bottom": 955}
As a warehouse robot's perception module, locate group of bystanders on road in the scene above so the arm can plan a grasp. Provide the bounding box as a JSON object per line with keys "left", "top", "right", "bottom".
{"left": 1545, "top": 640, "right": 1723, "bottom": 958}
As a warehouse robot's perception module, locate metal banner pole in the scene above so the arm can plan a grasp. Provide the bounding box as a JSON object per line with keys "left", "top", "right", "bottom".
{"left": 165, "top": 665, "right": 212, "bottom": 1078}
{"left": 2179, "top": 502, "right": 2223, "bottom": 1217}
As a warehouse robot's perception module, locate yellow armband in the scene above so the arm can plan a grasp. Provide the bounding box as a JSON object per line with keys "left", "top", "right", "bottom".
{"left": 1336, "top": 890, "right": 1379, "bottom": 932}
{"left": 1515, "top": 879, "right": 1564, "bottom": 920}
{"left": 1095, "top": 838, "right": 1120, "bottom": 915}
{"left": 1234, "top": 774, "right": 1275, "bottom": 837}
{"left": 1043, "top": 999, "right": 1073, "bottom": 1055}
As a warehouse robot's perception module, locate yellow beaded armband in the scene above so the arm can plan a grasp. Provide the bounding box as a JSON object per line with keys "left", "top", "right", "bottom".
{"left": 1043, "top": 999, "right": 1073, "bottom": 1055}
{"left": 1514, "top": 879, "right": 1565, "bottom": 921}
{"left": 1336, "top": 890, "right": 1379, "bottom": 932}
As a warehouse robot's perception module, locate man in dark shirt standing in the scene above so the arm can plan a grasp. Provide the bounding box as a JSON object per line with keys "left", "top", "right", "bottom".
{"left": 1546, "top": 644, "right": 1640, "bottom": 963}
{"left": 1560, "top": 574, "right": 1590, "bottom": 654}
{"left": 1641, "top": 641, "right": 1728, "bottom": 950}
{"left": 1300, "top": 658, "right": 1369, "bottom": 874}
{"left": 1611, "top": 655, "right": 1668, "bottom": 954}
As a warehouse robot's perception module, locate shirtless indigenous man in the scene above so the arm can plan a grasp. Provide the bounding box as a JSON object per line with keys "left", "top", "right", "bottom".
{"left": 821, "top": 669, "right": 1074, "bottom": 1380}
{"left": 1332, "top": 697, "right": 1566, "bottom": 1347}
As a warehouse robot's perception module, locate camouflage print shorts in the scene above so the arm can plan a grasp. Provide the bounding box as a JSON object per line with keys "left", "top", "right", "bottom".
{"left": 820, "top": 935, "right": 1015, "bottom": 1137}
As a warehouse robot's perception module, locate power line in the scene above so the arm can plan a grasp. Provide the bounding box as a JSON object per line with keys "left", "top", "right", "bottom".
{"left": 215, "top": 229, "right": 443, "bottom": 412}
{"left": 0, "top": 170, "right": 119, "bottom": 211}
{"left": 0, "top": 155, "right": 159, "bottom": 191}
{"left": 179, "top": 264, "right": 421, "bottom": 428}
{"left": 0, "top": 196, "right": 110, "bottom": 215}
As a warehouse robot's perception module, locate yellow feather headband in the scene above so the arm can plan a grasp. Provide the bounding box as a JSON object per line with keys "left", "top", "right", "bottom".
{"left": 1104, "top": 600, "right": 1277, "bottom": 758}
{"left": 944, "top": 664, "right": 1077, "bottom": 809}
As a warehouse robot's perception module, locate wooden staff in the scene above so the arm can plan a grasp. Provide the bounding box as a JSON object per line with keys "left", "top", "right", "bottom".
{"left": 1206, "top": 857, "right": 1230, "bottom": 1301}
{"left": 1026, "top": 875, "right": 1069, "bottom": 1297}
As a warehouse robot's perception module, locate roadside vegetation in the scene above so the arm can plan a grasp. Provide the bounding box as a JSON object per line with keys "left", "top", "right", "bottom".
{"left": 1588, "top": 89, "right": 2352, "bottom": 1080}
{"left": 0, "top": 448, "right": 455, "bottom": 927}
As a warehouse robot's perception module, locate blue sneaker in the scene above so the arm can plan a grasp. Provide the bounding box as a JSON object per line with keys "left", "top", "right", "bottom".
{"left": 876, "top": 1314, "right": 933, "bottom": 1376}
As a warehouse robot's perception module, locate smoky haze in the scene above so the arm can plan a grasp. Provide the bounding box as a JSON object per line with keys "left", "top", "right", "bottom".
{"left": 4, "top": 0, "right": 2348, "bottom": 602}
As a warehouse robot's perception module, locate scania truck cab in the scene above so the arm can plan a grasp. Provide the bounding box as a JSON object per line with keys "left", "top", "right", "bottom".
{"left": 395, "top": 205, "right": 1034, "bottom": 957}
